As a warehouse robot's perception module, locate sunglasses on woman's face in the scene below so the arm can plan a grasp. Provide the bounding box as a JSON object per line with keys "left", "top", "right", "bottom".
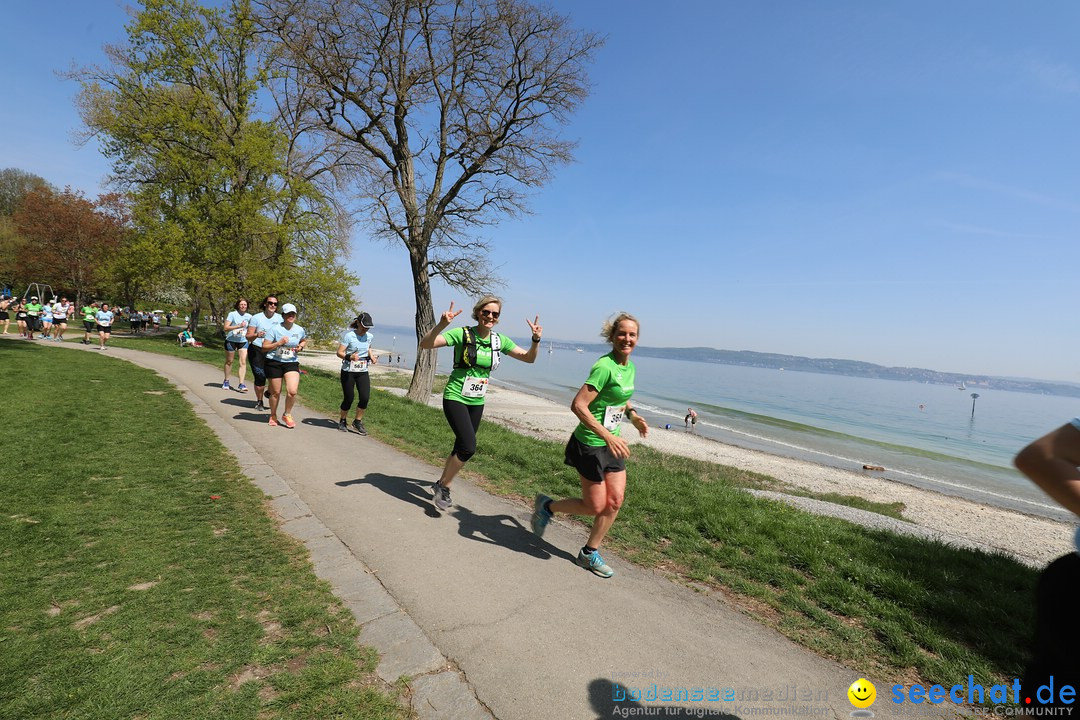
{"left": 480, "top": 309, "right": 500, "bottom": 319}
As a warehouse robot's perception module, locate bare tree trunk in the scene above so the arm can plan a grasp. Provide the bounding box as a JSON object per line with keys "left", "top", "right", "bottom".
{"left": 406, "top": 248, "right": 438, "bottom": 404}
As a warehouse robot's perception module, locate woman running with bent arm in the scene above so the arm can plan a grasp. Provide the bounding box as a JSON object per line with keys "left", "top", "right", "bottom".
{"left": 337, "top": 312, "right": 377, "bottom": 435}
{"left": 531, "top": 312, "right": 648, "bottom": 579}
{"left": 419, "top": 296, "right": 543, "bottom": 511}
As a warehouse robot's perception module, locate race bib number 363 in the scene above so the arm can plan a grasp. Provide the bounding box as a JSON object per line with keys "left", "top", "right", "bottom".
{"left": 603, "top": 405, "right": 626, "bottom": 431}
{"left": 462, "top": 377, "right": 489, "bottom": 399}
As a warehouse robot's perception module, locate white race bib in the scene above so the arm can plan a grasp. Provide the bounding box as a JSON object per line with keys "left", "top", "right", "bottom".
{"left": 347, "top": 359, "right": 368, "bottom": 373}
{"left": 461, "top": 376, "right": 489, "bottom": 399}
{"left": 278, "top": 347, "right": 297, "bottom": 361}
{"left": 603, "top": 405, "right": 626, "bottom": 432}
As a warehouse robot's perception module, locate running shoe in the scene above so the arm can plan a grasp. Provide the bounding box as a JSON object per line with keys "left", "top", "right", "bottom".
{"left": 352, "top": 419, "right": 367, "bottom": 436}
{"left": 255, "top": 400, "right": 265, "bottom": 411}
{"left": 222, "top": 380, "right": 230, "bottom": 390}
{"left": 432, "top": 482, "right": 452, "bottom": 511}
{"left": 237, "top": 383, "right": 248, "bottom": 393}
{"left": 268, "top": 416, "right": 279, "bottom": 427}
{"left": 576, "top": 549, "right": 614, "bottom": 578}
{"left": 531, "top": 494, "right": 553, "bottom": 537}
{"left": 338, "top": 418, "right": 349, "bottom": 433}
{"left": 282, "top": 414, "right": 296, "bottom": 429}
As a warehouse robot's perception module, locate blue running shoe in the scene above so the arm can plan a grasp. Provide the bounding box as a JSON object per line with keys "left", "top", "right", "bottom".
{"left": 531, "top": 494, "right": 553, "bottom": 537}
{"left": 222, "top": 380, "right": 230, "bottom": 390}
{"left": 577, "top": 549, "right": 614, "bottom": 578}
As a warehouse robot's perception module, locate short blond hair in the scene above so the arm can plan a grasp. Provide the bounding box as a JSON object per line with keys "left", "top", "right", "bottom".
{"left": 471, "top": 295, "right": 503, "bottom": 321}
{"left": 601, "top": 312, "right": 639, "bottom": 342}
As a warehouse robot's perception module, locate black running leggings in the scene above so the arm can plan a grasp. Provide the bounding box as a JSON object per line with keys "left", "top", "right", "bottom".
{"left": 443, "top": 398, "right": 484, "bottom": 462}
{"left": 340, "top": 371, "right": 371, "bottom": 411}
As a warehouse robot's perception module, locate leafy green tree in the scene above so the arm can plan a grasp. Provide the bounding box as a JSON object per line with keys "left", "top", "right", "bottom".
{"left": 73, "top": 0, "right": 355, "bottom": 337}
{"left": 255, "top": 0, "right": 602, "bottom": 400}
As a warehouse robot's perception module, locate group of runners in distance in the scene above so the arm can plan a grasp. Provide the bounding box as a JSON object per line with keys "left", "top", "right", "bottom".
{"left": 221, "top": 291, "right": 646, "bottom": 579}
{"left": 2, "top": 295, "right": 117, "bottom": 349}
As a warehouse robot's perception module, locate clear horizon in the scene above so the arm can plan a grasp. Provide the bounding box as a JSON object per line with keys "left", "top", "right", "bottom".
{"left": 3, "top": 1, "right": 1079, "bottom": 383}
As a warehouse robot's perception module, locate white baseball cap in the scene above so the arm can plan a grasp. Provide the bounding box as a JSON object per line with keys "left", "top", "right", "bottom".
{"left": 281, "top": 303, "right": 297, "bottom": 315}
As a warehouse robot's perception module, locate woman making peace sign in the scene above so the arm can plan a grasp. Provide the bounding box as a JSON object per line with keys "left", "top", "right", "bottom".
{"left": 419, "top": 295, "right": 543, "bottom": 511}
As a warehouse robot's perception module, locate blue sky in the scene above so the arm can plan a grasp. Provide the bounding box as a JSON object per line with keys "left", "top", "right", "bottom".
{"left": 3, "top": 1, "right": 1079, "bottom": 381}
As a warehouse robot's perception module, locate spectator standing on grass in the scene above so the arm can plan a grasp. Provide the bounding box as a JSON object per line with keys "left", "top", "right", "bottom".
{"left": 336, "top": 312, "right": 377, "bottom": 435}
{"left": 222, "top": 298, "right": 252, "bottom": 392}
{"left": 531, "top": 312, "right": 648, "bottom": 579}
{"left": 1014, "top": 425, "right": 1080, "bottom": 706}
{"left": 418, "top": 296, "right": 543, "bottom": 512}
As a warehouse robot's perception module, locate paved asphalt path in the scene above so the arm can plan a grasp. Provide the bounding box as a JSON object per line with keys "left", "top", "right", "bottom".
{"left": 58, "top": 343, "right": 918, "bottom": 720}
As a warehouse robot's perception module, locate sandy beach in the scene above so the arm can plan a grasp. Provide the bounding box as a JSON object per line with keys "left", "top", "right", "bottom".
{"left": 306, "top": 350, "right": 1076, "bottom": 568}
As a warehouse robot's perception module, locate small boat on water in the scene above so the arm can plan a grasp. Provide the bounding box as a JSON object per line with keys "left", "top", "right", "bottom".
{"left": 958, "top": 381, "right": 966, "bottom": 390}
{"left": 575, "top": 348, "right": 583, "bottom": 353}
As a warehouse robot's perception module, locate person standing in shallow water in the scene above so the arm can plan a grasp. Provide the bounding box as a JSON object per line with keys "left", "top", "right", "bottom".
{"left": 531, "top": 312, "right": 649, "bottom": 579}
{"left": 418, "top": 295, "right": 543, "bottom": 512}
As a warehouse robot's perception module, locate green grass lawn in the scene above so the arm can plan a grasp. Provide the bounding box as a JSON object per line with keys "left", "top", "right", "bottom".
{"left": 0, "top": 341, "right": 406, "bottom": 720}
{"left": 102, "top": 330, "right": 1040, "bottom": 689}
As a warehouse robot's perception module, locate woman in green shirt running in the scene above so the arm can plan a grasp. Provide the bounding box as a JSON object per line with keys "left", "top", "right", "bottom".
{"left": 530, "top": 312, "right": 649, "bottom": 579}
{"left": 419, "top": 295, "right": 543, "bottom": 511}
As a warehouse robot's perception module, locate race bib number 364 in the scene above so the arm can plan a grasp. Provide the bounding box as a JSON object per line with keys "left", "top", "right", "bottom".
{"left": 462, "top": 377, "right": 489, "bottom": 399}
{"left": 603, "top": 405, "right": 625, "bottom": 431}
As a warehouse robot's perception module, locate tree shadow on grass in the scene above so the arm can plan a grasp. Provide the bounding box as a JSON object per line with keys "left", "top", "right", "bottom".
{"left": 337, "top": 473, "right": 573, "bottom": 561}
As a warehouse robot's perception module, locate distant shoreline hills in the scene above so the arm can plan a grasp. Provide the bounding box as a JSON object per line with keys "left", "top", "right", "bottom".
{"left": 375, "top": 324, "right": 1077, "bottom": 398}
{"left": 554, "top": 342, "right": 1080, "bottom": 399}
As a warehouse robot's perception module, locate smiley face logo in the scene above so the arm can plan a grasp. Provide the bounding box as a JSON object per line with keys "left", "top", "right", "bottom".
{"left": 848, "top": 678, "right": 876, "bottom": 708}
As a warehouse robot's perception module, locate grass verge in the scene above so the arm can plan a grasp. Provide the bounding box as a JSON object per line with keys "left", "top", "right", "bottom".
{"left": 104, "top": 331, "right": 1038, "bottom": 686}
{"left": 0, "top": 341, "right": 406, "bottom": 720}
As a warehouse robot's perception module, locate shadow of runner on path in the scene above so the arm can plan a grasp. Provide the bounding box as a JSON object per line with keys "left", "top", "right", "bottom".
{"left": 588, "top": 678, "right": 742, "bottom": 720}
{"left": 338, "top": 473, "right": 574, "bottom": 561}
{"left": 300, "top": 417, "right": 339, "bottom": 430}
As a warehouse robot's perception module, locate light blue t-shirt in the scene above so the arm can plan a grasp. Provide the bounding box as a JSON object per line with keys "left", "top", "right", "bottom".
{"left": 225, "top": 310, "right": 253, "bottom": 343}
{"left": 95, "top": 310, "right": 114, "bottom": 326}
{"left": 339, "top": 329, "right": 374, "bottom": 372}
{"left": 264, "top": 323, "right": 306, "bottom": 362}
{"left": 248, "top": 312, "right": 282, "bottom": 348}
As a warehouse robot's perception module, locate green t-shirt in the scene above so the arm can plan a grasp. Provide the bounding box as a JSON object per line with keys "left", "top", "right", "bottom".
{"left": 82, "top": 306, "right": 95, "bottom": 323}
{"left": 25, "top": 302, "right": 41, "bottom": 316}
{"left": 440, "top": 327, "right": 518, "bottom": 406}
{"left": 573, "top": 353, "right": 637, "bottom": 447}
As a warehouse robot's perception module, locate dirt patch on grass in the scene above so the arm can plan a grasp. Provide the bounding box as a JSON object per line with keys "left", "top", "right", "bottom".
{"left": 73, "top": 605, "right": 120, "bottom": 630}
{"left": 127, "top": 581, "right": 159, "bottom": 591}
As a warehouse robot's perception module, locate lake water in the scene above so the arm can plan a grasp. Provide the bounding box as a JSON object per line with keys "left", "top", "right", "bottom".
{"left": 430, "top": 344, "right": 1077, "bottom": 522}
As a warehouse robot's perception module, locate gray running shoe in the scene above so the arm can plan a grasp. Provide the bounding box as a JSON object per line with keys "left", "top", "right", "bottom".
{"left": 432, "top": 482, "right": 452, "bottom": 510}
{"left": 338, "top": 418, "right": 348, "bottom": 433}
{"left": 577, "top": 549, "right": 614, "bottom": 578}
{"left": 352, "top": 419, "right": 367, "bottom": 436}
{"left": 531, "top": 494, "right": 553, "bottom": 537}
